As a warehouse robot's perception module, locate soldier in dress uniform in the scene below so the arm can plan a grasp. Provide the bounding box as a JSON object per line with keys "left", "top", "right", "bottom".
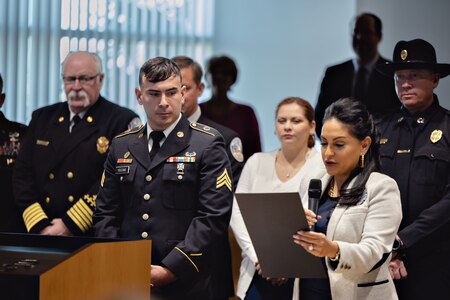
{"left": 172, "top": 55, "right": 244, "bottom": 300}
{"left": 0, "top": 74, "right": 27, "bottom": 232}
{"left": 93, "top": 57, "right": 233, "bottom": 299}
{"left": 13, "top": 52, "right": 140, "bottom": 236}
{"left": 377, "top": 39, "right": 450, "bottom": 299}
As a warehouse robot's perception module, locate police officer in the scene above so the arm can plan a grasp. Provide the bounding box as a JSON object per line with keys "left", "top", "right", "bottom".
{"left": 0, "top": 74, "right": 27, "bottom": 232}
{"left": 13, "top": 51, "right": 140, "bottom": 236}
{"left": 377, "top": 39, "right": 450, "bottom": 299}
{"left": 172, "top": 55, "right": 243, "bottom": 300}
{"left": 93, "top": 57, "right": 233, "bottom": 299}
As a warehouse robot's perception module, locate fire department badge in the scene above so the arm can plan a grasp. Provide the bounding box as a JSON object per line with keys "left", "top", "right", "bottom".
{"left": 96, "top": 136, "right": 110, "bottom": 154}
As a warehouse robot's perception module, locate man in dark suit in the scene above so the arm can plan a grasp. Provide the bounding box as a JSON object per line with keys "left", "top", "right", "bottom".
{"left": 172, "top": 55, "right": 243, "bottom": 300}
{"left": 93, "top": 57, "right": 233, "bottom": 299}
{"left": 0, "top": 74, "right": 27, "bottom": 232}
{"left": 377, "top": 39, "right": 450, "bottom": 300}
{"left": 315, "top": 13, "right": 399, "bottom": 136}
{"left": 13, "top": 51, "right": 140, "bottom": 236}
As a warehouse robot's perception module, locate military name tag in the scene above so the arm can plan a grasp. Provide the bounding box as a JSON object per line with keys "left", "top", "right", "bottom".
{"left": 115, "top": 166, "right": 130, "bottom": 175}
{"left": 36, "top": 139, "right": 50, "bottom": 146}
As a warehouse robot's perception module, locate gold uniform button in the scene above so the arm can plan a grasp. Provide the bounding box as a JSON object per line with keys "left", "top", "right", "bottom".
{"left": 68, "top": 195, "right": 74, "bottom": 202}
{"left": 67, "top": 172, "right": 74, "bottom": 179}
{"left": 143, "top": 194, "right": 151, "bottom": 201}
{"left": 142, "top": 213, "right": 149, "bottom": 221}
{"left": 45, "top": 197, "right": 51, "bottom": 204}
{"left": 145, "top": 175, "right": 152, "bottom": 182}
{"left": 141, "top": 232, "right": 149, "bottom": 239}
{"left": 49, "top": 173, "right": 55, "bottom": 180}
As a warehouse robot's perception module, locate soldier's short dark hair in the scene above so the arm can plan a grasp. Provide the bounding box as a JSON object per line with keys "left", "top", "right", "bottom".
{"left": 139, "top": 57, "right": 181, "bottom": 86}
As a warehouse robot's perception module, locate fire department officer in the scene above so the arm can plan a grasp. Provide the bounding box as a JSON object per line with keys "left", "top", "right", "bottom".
{"left": 377, "top": 39, "right": 450, "bottom": 299}
{"left": 0, "top": 74, "right": 27, "bottom": 232}
{"left": 13, "top": 52, "right": 140, "bottom": 236}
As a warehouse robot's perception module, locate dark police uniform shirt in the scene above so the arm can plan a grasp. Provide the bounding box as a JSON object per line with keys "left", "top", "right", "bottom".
{"left": 0, "top": 112, "right": 27, "bottom": 232}
{"left": 13, "top": 96, "right": 138, "bottom": 235}
{"left": 378, "top": 97, "right": 450, "bottom": 298}
{"left": 93, "top": 115, "right": 233, "bottom": 299}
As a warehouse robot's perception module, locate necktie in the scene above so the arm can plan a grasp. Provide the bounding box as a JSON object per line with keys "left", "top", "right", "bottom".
{"left": 149, "top": 131, "right": 165, "bottom": 160}
{"left": 71, "top": 115, "right": 81, "bottom": 133}
{"left": 353, "top": 66, "right": 367, "bottom": 102}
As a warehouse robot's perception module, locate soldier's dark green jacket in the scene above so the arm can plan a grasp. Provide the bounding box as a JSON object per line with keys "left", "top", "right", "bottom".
{"left": 93, "top": 115, "right": 233, "bottom": 299}
{"left": 13, "top": 96, "right": 138, "bottom": 235}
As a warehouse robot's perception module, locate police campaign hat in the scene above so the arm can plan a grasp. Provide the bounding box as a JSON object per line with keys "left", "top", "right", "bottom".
{"left": 378, "top": 38, "right": 450, "bottom": 78}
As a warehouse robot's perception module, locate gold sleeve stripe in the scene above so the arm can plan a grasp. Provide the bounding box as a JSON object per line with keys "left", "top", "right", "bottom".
{"left": 100, "top": 171, "right": 105, "bottom": 188}
{"left": 23, "top": 202, "right": 48, "bottom": 232}
{"left": 67, "top": 200, "right": 93, "bottom": 232}
{"left": 69, "top": 200, "right": 93, "bottom": 231}
{"left": 72, "top": 202, "right": 93, "bottom": 227}
{"left": 67, "top": 209, "right": 91, "bottom": 232}
{"left": 174, "top": 247, "right": 200, "bottom": 273}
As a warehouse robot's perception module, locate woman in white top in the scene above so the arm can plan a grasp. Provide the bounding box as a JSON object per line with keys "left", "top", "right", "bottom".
{"left": 230, "top": 97, "right": 326, "bottom": 300}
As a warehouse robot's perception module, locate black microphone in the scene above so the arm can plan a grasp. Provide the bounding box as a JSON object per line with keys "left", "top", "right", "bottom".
{"left": 308, "top": 179, "right": 322, "bottom": 231}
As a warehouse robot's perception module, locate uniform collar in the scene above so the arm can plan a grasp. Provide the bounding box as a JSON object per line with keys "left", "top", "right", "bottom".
{"left": 187, "top": 106, "right": 201, "bottom": 123}
{"left": 398, "top": 94, "right": 440, "bottom": 128}
{"left": 146, "top": 113, "right": 182, "bottom": 143}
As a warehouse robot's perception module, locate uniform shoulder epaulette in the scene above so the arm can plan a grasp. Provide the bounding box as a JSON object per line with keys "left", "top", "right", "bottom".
{"left": 113, "top": 124, "right": 145, "bottom": 139}
{"left": 190, "top": 122, "right": 218, "bottom": 137}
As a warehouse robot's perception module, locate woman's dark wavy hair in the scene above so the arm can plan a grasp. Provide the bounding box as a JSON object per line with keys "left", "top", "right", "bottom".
{"left": 323, "top": 97, "right": 380, "bottom": 205}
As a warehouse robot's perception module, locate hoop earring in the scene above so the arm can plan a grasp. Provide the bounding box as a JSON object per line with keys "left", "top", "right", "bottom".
{"left": 360, "top": 154, "right": 365, "bottom": 168}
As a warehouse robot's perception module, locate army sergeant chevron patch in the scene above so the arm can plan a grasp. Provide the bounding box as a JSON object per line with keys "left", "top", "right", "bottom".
{"left": 216, "top": 169, "right": 232, "bottom": 191}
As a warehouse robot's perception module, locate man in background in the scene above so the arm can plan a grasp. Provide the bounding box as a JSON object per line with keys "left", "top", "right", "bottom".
{"left": 172, "top": 55, "right": 244, "bottom": 185}
{"left": 315, "top": 12, "right": 399, "bottom": 136}
{"left": 13, "top": 51, "right": 140, "bottom": 236}
{"left": 0, "top": 73, "right": 27, "bottom": 232}
{"left": 172, "top": 55, "right": 244, "bottom": 300}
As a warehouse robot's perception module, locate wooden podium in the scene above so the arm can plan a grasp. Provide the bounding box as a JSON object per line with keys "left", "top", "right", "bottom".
{"left": 0, "top": 233, "right": 151, "bottom": 300}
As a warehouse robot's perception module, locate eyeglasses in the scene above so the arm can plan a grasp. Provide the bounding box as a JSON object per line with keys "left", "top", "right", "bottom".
{"left": 62, "top": 73, "right": 101, "bottom": 85}
{"left": 394, "top": 71, "right": 435, "bottom": 83}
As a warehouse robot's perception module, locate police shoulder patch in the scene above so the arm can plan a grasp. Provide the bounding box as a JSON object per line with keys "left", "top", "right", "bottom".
{"left": 190, "top": 122, "right": 217, "bottom": 136}
{"left": 114, "top": 124, "right": 145, "bottom": 139}
{"left": 230, "top": 137, "right": 244, "bottom": 162}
